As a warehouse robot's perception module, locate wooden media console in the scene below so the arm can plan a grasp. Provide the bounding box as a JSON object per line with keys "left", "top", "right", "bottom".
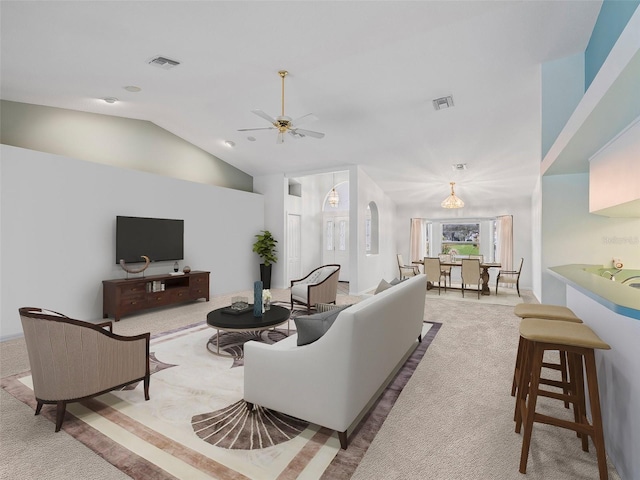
{"left": 103, "top": 271, "right": 210, "bottom": 321}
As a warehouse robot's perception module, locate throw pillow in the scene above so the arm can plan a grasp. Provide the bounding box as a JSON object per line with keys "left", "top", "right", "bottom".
{"left": 390, "top": 277, "right": 406, "bottom": 285}
{"left": 374, "top": 279, "right": 392, "bottom": 294}
{"left": 295, "top": 305, "right": 350, "bottom": 346}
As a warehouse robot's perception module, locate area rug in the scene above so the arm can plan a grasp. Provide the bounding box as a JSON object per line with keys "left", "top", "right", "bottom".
{"left": 1, "top": 320, "right": 440, "bottom": 480}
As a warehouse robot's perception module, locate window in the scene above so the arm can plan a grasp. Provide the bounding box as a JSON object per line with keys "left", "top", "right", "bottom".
{"left": 366, "top": 202, "right": 379, "bottom": 254}
{"left": 442, "top": 223, "right": 480, "bottom": 256}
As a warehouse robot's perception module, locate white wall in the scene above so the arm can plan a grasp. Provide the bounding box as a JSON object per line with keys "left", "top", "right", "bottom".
{"left": 354, "top": 167, "right": 398, "bottom": 294}
{"left": 541, "top": 173, "right": 640, "bottom": 305}
{"left": 531, "top": 177, "right": 543, "bottom": 301}
{"left": 252, "top": 174, "right": 287, "bottom": 288}
{"left": 0, "top": 145, "right": 264, "bottom": 340}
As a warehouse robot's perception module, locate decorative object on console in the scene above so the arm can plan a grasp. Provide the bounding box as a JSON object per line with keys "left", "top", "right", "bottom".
{"left": 252, "top": 230, "right": 278, "bottom": 289}
{"left": 183, "top": 266, "right": 191, "bottom": 273}
{"left": 253, "top": 281, "right": 263, "bottom": 317}
{"left": 173, "top": 261, "right": 179, "bottom": 272}
{"left": 119, "top": 255, "right": 150, "bottom": 277}
{"left": 613, "top": 258, "right": 623, "bottom": 269}
{"left": 263, "top": 289, "right": 272, "bottom": 311}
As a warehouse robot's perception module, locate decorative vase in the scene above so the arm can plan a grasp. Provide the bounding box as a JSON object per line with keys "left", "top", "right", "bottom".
{"left": 260, "top": 264, "right": 272, "bottom": 289}
{"left": 253, "top": 281, "right": 263, "bottom": 317}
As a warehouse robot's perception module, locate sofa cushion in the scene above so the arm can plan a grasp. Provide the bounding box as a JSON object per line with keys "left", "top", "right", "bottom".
{"left": 374, "top": 279, "right": 392, "bottom": 294}
{"left": 294, "top": 305, "right": 350, "bottom": 346}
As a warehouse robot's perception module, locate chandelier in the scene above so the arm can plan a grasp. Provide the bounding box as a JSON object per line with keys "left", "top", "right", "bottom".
{"left": 328, "top": 187, "right": 340, "bottom": 208}
{"left": 441, "top": 182, "right": 464, "bottom": 209}
{"left": 327, "top": 173, "right": 340, "bottom": 207}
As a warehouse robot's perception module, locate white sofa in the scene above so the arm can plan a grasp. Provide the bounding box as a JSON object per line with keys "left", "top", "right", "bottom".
{"left": 244, "top": 274, "right": 427, "bottom": 448}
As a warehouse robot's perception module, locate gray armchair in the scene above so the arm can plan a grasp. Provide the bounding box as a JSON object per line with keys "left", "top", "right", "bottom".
{"left": 290, "top": 264, "right": 341, "bottom": 313}
{"left": 19, "top": 307, "right": 150, "bottom": 432}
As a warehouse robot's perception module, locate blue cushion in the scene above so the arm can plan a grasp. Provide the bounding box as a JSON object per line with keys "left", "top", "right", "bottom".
{"left": 294, "top": 305, "right": 350, "bottom": 346}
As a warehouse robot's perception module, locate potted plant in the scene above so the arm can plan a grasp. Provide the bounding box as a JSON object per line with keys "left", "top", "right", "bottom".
{"left": 252, "top": 230, "right": 278, "bottom": 289}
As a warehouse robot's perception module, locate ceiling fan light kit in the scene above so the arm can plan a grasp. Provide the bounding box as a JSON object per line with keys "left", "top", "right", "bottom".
{"left": 441, "top": 182, "right": 465, "bottom": 209}
{"left": 238, "top": 70, "right": 325, "bottom": 144}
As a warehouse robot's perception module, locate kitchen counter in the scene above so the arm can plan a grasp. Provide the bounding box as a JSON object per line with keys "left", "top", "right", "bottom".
{"left": 548, "top": 264, "right": 640, "bottom": 320}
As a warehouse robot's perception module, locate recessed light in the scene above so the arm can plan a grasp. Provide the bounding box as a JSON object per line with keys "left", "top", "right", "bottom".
{"left": 224, "top": 140, "right": 236, "bottom": 148}
{"left": 247, "top": 136, "right": 256, "bottom": 142}
{"left": 103, "top": 97, "right": 118, "bottom": 104}
{"left": 451, "top": 163, "right": 467, "bottom": 171}
{"left": 124, "top": 86, "right": 141, "bottom": 92}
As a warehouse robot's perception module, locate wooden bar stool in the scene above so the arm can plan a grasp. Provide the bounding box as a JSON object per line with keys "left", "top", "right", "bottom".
{"left": 516, "top": 318, "right": 610, "bottom": 480}
{"left": 511, "top": 304, "right": 582, "bottom": 406}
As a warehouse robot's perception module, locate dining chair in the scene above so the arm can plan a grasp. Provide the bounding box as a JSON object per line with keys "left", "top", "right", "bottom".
{"left": 438, "top": 254, "right": 452, "bottom": 288}
{"left": 397, "top": 254, "right": 419, "bottom": 279}
{"left": 461, "top": 258, "right": 482, "bottom": 299}
{"left": 496, "top": 257, "right": 524, "bottom": 297}
{"left": 423, "top": 257, "right": 445, "bottom": 294}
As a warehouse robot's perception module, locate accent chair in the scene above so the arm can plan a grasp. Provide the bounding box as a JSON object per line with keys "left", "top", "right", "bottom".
{"left": 19, "top": 307, "right": 151, "bottom": 432}
{"left": 290, "top": 264, "right": 341, "bottom": 313}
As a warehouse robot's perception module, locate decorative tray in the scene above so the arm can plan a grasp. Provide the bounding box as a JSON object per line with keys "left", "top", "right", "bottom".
{"left": 220, "top": 305, "right": 253, "bottom": 315}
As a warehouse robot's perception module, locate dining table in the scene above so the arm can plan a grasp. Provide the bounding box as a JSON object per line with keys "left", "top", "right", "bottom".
{"left": 413, "top": 259, "right": 501, "bottom": 295}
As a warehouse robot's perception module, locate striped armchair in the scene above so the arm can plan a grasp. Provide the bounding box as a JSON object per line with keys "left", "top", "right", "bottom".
{"left": 19, "top": 307, "right": 150, "bottom": 432}
{"left": 290, "top": 264, "right": 341, "bottom": 313}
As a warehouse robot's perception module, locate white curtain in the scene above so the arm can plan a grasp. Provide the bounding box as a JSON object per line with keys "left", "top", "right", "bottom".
{"left": 496, "top": 215, "right": 513, "bottom": 272}
{"left": 410, "top": 218, "right": 428, "bottom": 266}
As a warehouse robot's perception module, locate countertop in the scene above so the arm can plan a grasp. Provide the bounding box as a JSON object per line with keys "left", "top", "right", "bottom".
{"left": 548, "top": 264, "right": 640, "bottom": 320}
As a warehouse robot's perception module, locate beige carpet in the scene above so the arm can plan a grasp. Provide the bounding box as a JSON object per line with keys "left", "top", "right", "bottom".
{"left": 1, "top": 288, "right": 621, "bottom": 479}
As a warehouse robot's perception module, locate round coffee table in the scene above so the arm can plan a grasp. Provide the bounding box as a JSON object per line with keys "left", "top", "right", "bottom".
{"left": 206, "top": 305, "right": 290, "bottom": 358}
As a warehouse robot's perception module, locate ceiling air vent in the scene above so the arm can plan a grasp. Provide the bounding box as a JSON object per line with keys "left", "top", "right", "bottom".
{"left": 432, "top": 95, "right": 454, "bottom": 110}
{"left": 148, "top": 56, "right": 180, "bottom": 70}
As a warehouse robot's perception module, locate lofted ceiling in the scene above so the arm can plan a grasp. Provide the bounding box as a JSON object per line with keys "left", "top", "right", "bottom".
{"left": 0, "top": 1, "right": 602, "bottom": 210}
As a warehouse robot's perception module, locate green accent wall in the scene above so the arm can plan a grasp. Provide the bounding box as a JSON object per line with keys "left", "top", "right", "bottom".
{"left": 0, "top": 100, "right": 253, "bottom": 192}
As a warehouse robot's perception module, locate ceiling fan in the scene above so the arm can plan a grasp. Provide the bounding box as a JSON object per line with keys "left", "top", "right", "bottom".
{"left": 238, "top": 70, "right": 325, "bottom": 144}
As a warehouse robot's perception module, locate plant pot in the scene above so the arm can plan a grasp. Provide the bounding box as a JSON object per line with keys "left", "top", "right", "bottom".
{"left": 260, "top": 264, "right": 272, "bottom": 289}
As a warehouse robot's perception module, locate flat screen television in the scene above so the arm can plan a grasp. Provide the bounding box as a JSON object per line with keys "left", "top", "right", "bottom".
{"left": 116, "top": 216, "right": 184, "bottom": 264}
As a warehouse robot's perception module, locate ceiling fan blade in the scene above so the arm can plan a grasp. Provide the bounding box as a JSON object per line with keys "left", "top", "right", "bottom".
{"left": 292, "top": 113, "right": 318, "bottom": 126}
{"left": 293, "top": 128, "right": 325, "bottom": 139}
{"left": 251, "top": 109, "right": 277, "bottom": 125}
{"left": 237, "top": 127, "right": 276, "bottom": 132}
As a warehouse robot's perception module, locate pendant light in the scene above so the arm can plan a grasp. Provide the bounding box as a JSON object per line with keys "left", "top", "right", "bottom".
{"left": 441, "top": 182, "right": 464, "bottom": 209}
{"left": 328, "top": 174, "right": 340, "bottom": 208}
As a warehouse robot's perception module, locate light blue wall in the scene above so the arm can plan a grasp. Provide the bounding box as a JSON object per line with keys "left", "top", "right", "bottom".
{"left": 541, "top": 53, "right": 585, "bottom": 158}
{"left": 585, "top": 0, "right": 640, "bottom": 89}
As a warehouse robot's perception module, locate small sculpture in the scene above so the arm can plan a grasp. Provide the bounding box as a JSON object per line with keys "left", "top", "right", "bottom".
{"left": 183, "top": 266, "right": 191, "bottom": 274}
{"left": 119, "top": 255, "right": 150, "bottom": 275}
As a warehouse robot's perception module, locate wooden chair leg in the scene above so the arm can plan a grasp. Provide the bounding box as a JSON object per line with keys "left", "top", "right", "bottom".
{"left": 511, "top": 336, "right": 524, "bottom": 397}
{"left": 35, "top": 400, "right": 44, "bottom": 415}
{"left": 144, "top": 374, "right": 150, "bottom": 401}
{"left": 54, "top": 401, "right": 66, "bottom": 432}
{"left": 584, "top": 350, "right": 609, "bottom": 480}
{"left": 519, "top": 343, "right": 544, "bottom": 474}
